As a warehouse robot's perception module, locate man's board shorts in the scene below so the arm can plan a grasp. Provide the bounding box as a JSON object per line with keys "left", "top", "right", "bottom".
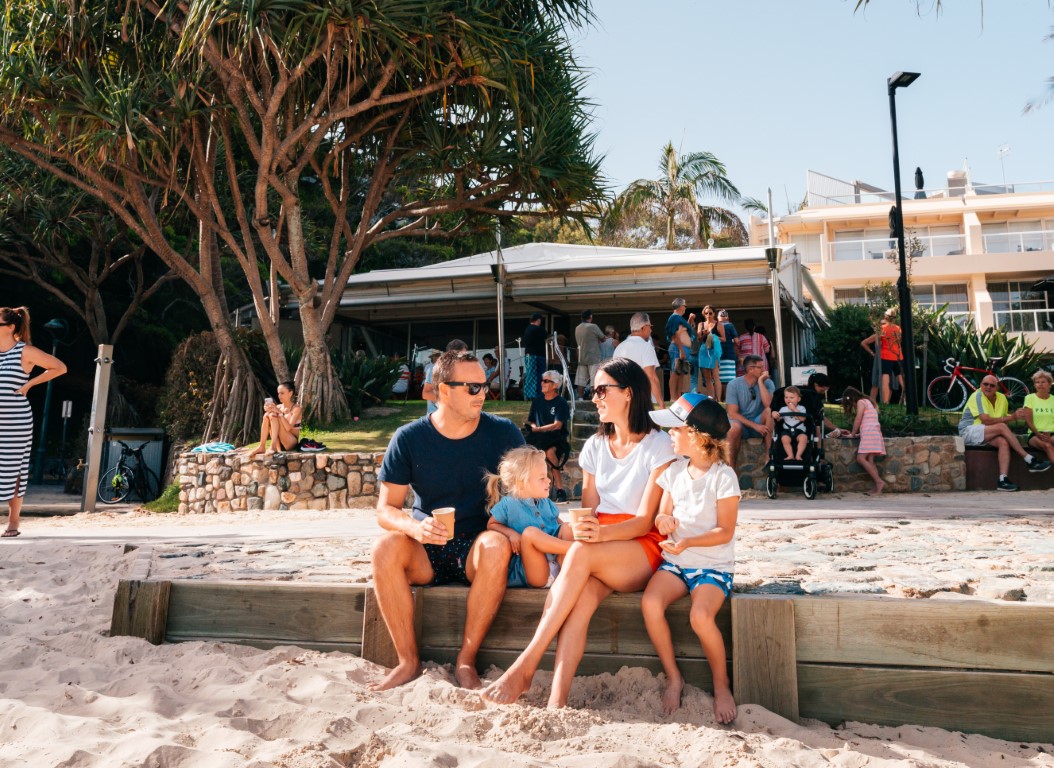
{"left": 596, "top": 512, "right": 663, "bottom": 571}
{"left": 658, "top": 562, "right": 733, "bottom": 597}
{"left": 424, "top": 533, "right": 477, "bottom": 585}
{"left": 961, "top": 424, "right": 987, "bottom": 447}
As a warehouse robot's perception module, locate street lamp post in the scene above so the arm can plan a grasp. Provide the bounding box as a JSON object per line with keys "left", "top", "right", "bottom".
{"left": 888, "top": 71, "right": 920, "bottom": 415}
{"left": 31, "top": 318, "right": 69, "bottom": 483}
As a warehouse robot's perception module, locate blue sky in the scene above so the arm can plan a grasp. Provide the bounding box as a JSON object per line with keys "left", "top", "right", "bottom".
{"left": 570, "top": 1, "right": 1054, "bottom": 213}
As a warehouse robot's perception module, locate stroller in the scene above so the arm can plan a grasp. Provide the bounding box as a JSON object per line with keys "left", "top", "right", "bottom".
{"left": 764, "top": 387, "right": 834, "bottom": 500}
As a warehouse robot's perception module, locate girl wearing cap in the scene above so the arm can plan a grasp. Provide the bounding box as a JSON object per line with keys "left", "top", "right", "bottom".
{"left": 641, "top": 393, "right": 739, "bottom": 723}
{"left": 482, "top": 357, "right": 676, "bottom": 708}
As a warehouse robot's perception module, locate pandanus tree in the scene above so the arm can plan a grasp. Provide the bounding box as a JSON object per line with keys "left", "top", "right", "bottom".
{"left": 0, "top": 0, "right": 604, "bottom": 437}
{"left": 601, "top": 142, "right": 744, "bottom": 250}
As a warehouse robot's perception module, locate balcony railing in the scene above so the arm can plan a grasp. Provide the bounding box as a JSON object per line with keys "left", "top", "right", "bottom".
{"left": 829, "top": 234, "right": 965, "bottom": 262}
{"left": 981, "top": 229, "right": 1054, "bottom": 254}
{"left": 994, "top": 308, "right": 1054, "bottom": 333}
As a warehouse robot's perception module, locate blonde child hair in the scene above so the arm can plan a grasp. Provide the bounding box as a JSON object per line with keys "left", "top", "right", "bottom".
{"left": 684, "top": 427, "right": 731, "bottom": 467}
{"left": 485, "top": 445, "right": 547, "bottom": 510}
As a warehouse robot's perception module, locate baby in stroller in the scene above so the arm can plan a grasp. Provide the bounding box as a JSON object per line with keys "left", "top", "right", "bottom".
{"left": 772, "top": 385, "right": 809, "bottom": 462}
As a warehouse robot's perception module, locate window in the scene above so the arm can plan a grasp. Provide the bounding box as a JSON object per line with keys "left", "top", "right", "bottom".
{"left": 988, "top": 280, "right": 1053, "bottom": 332}
{"left": 792, "top": 234, "right": 822, "bottom": 264}
{"left": 833, "top": 287, "right": 868, "bottom": 305}
{"left": 832, "top": 228, "right": 889, "bottom": 261}
{"left": 913, "top": 283, "right": 970, "bottom": 315}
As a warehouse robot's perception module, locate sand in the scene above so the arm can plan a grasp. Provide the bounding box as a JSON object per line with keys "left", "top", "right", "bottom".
{"left": 2, "top": 497, "right": 1054, "bottom": 767}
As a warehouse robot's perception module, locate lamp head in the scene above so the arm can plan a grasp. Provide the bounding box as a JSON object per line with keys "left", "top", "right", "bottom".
{"left": 888, "top": 71, "right": 920, "bottom": 92}
{"left": 44, "top": 318, "right": 69, "bottom": 339}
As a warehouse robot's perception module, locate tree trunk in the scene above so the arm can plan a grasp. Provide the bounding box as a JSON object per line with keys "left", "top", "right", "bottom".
{"left": 295, "top": 299, "right": 348, "bottom": 424}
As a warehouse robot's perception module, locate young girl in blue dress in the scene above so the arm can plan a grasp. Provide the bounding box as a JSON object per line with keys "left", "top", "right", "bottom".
{"left": 485, "top": 445, "right": 572, "bottom": 587}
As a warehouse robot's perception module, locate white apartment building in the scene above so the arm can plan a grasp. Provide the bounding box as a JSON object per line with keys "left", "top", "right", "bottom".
{"left": 758, "top": 170, "right": 1054, "bottom": 353}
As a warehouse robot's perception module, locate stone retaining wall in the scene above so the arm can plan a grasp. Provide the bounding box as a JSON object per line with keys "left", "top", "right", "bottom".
{"left": 177, "top": 435, "right": 965, "bottom": 513}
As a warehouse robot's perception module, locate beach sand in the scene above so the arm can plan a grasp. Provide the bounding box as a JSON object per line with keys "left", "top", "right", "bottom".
{"left": 2, "top": 498, "right": 1053, "bottom": 766}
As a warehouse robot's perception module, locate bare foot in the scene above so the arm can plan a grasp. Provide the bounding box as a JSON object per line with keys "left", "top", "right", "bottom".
{"left": 481, "top": 666, "right": 533, "bottom": 704}
{"left": 662, "top": 675, "right": 684, "bottom": 716}
{"left": 867, "top": 479, "right": 885, "bottom": 496}
{"left": 367, "top": 660, "right": 421, "bottom": 692}
{"left": 455, "top": 660, "right": 482, "bottom": 690}
{"left": 246, "top": 445, "right": 264, "bottom": 457}
{"left": 713, "top": 685, "right": 737, "bottom": 724}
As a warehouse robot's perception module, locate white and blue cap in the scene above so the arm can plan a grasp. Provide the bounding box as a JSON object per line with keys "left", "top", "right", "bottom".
{"left": 649, "top": 393, "right": 730, "bottom": 438}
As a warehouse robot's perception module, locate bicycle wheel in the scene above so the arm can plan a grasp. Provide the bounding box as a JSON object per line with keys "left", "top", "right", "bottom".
{"left": 135, "top": 466, "right": 162, "bottom": 502}
{"left": 98, "top": 466, "right": 131, "bottom": 504}
{"left": 1000, "top": 377, "right": 1029, "bottom": 409}
{"left": 927, "top": 376, "right": 967, "bottom": 412}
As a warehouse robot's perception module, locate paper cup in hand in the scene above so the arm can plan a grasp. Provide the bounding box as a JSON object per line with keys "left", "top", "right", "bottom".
{"left": 568, "top": 507, "right": 593, "bottom": 541}
{"left": 431, "top": 507, "right": 456, "bottom": 540}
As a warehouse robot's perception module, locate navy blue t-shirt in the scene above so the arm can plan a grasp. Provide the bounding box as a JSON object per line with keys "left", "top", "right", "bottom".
{"left": 720, "top": 322, "right": 739, "bottom": 361}
{"left": 528, "top": 395, "right": 570, "bottom": 437}
{"left": 378, "top": 411, "right": 525, "bottom": 536}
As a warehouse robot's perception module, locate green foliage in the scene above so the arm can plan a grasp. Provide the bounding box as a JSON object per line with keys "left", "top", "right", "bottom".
{"left": 827, "top": 402, "right": 958, "bottom": 437}
{"left": 144, "top": 483, "right": 180, "bottom": 513}
{"left": 811, "top": 304, "right": 874, "bottom": 394}
{"left": 333, "top": 353, "right": 404, "bottom": 419}
{"left": 158, "top": 331, "right": 220, "bottom": 441}
{"left": 921, "top": 312, "right": 1046, "bottom": 382}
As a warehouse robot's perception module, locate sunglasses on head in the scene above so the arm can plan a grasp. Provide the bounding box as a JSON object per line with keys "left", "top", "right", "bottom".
{"left": 592, "top": 384, "right": 627, "bottom": 400}
{"left": 444, "top": 381, "right": 486, "bottom": 395}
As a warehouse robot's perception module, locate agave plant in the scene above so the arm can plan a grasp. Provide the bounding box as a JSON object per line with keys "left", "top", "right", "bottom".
{"left": 922, "top": 310, "right": 1046, "bottom": 382}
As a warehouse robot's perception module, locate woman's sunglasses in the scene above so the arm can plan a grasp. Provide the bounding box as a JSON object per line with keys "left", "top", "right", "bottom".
{"left": 592, "top": 384, "right": 628, "bottom": 400}
{"left": 444, "top": 381, "right": 486, "bottom": 395}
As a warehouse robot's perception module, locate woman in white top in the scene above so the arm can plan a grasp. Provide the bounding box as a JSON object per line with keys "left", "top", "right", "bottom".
{"left": 483, "top": 358, "right": 676, "bottom": 707}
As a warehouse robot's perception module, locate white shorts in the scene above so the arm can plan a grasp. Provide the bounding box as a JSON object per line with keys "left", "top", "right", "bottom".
{"left": 961, "top": 424, "right": 987, "bottom": 446}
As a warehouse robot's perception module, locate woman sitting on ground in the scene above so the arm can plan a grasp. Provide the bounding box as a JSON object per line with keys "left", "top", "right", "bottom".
{"left": 482, "top": 357, "right": 676, "bottom": 707}
{"left": 248, "top": 381, "right": 302, "bottom": 456}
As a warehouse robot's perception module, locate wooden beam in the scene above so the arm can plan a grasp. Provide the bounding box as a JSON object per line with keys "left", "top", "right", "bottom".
{"left": 166, "top": 581, "right": 366, "bottom": 645}
{"left": 360, "top": 586, "right": 425, "bottom": 669}
{"left": 798, "top": 663, "right": 1054, "bottom": 744}
{"left": 732, "top": 596, "right": 798, "bottom": 722}
{"left": 110, "top": 579, "right": 171, "bottom": 645}
{"left": 793, "top": 595, "right": 1054, "bottom": 672}
{"left": 125, "top": 546, "right": 153, "bottom": 582}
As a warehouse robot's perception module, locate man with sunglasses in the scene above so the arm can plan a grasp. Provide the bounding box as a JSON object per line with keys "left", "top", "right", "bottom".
{"left": 372, "top": 350, "right": 525, "bottom": 691}
{"left": 959, "top": 375, "right": 1051, "bottom": 491}
{"left": 725, "top": 354, "right": 775, "bottom": 470}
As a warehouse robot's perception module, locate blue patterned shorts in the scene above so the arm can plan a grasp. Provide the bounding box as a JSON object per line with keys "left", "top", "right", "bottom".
{"left": 659, "top": 562, "right": 733, "bottom": 597}
{"left": 424, "top": 534, "right": 477, "bottom": 585}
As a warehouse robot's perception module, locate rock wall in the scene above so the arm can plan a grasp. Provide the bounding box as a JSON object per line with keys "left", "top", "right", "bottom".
{"left": 177, "top": 436, "right": 966, "bottom": 512}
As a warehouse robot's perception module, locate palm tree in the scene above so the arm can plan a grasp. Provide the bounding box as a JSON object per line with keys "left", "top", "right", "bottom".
{"left": 602, "top": 142, "right": 745, "bottom": 249}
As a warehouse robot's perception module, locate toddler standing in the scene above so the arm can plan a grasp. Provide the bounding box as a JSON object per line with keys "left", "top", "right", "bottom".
{"left": 485, "top": 446, "right": 572, "bottom": 588}
{"left": 841, "top": 386, "right": 886, "bottom": 495}
{"left": 640, "top": 393, "right": 740, "bottom": 723}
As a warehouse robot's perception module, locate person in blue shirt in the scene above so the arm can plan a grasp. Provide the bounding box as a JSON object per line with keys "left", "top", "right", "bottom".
{"left": 485, "top": 446, "right": 572, "bottom": 588}
{"left": 372, "top": 350, "right": 524, "bottom": 692}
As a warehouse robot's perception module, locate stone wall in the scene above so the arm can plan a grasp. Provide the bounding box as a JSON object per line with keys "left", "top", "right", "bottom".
{"left": 177, "top": 435, "right": 965, "bottom": 513}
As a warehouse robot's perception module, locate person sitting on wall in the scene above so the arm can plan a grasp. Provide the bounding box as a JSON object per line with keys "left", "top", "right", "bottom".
{"left": 959, "top": 374, "right": 1051, "bottom": 492}
{"left": 724, "top": 354, "right": 775, "bottom": 470}
{"left": 524, "top": 370, "right": 571, "bottom": 503}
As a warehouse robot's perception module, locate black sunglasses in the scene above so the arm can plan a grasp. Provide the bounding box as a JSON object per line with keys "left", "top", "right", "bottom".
{"left": 444, "top": 381, "right": 486, "bottom": 395}
{"left": 592, "top": 384, "right": 628, "bottom": 400}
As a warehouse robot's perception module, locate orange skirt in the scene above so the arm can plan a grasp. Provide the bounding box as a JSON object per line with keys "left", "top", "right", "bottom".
{"left": 596, "top": 512, "right": 664, "bottom": 572}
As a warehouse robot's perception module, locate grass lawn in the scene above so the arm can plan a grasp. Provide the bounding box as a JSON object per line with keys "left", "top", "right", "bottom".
{"left": 305, "top": 399, "right": 532, "bottom": 452}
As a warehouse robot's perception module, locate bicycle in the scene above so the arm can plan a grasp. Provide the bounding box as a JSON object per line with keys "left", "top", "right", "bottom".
{"left": 97, "top": 440, "right": 161, "bottom": 504}
{"left": 926, "top": 357, "right": 1030, "bottom": 412}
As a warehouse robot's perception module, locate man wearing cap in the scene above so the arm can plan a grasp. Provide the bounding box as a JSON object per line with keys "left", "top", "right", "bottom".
{"left": 574, "top": 309, "right": 607, "bottom": 399}
{"left": 665, "top": 299, "right": 696, "bottom": 402}
{"left": 725, "top": 354, "right": 775, "bottom": 470}
{"left": 522, "top": 313, "right": 547, "bottom": 400}
{"left": 613, "top": 311, "right": 664, "bottom": 407}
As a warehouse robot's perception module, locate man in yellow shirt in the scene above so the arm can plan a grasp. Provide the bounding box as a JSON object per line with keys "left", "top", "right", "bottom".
{"left": 959, "top": 375, "right": 1051, "bottom": 491}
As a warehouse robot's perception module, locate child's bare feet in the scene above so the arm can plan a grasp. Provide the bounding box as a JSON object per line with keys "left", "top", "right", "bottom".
{"left": 783, "top": 452, "right": 795, "bottom": 461}
{"left": 713, "top": 684, "right": 737, "bottom": 724}
{"left": 662, "top": 675, "right": 684, "bottom": 716}
{"left": 867, "top": 479, "right": 885, "bottom": 496}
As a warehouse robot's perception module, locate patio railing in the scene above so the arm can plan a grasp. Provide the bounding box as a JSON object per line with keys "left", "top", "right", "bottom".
{"left": 982, "top": 229, "right": 1054, "bottom": 254}
{"left": 829, "top": 234, "right": 965, "bottom": 262}
{"left": 994, "top": 308, "right": 1054, "bottom": 334}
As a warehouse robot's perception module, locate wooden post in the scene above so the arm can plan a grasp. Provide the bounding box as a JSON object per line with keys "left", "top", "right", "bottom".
{"left": 81, "top": 344, "right": 113, "bottom": 513}
{"left": 732, "top": 595, "right": 799, "bottom": 722}
{"left": 361, "top": 585, "right": 425, "bottom": 669}
{"left": 110, "top": 580, "right": 171, "bottom": 645}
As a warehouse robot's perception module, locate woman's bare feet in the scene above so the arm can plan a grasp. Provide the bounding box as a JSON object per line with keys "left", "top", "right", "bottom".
{"left": 662, "top": 675, "right": 684, "bottom": 716}
{"left": 367, "top": 660, "right": 421, "bottom": 692}
{"left": 246, "top": 444, "right": 265, "bottom": 457}
{"left": 713, "top": 685, "right": 737, "bottom": 724}
{"left": 481, "top": 665, "right": 534, "bottom": 704}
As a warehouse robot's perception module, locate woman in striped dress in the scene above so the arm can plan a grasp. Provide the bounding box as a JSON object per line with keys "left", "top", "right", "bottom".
{"left": 0, "top": 307, "right": 67, "bottom": 538}
{"left": 841, "top": 386, "right": 886, "bottom": 495}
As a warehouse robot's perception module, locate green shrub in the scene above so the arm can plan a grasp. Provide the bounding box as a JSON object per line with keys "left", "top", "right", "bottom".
{"left": 144, "top": 482, "right": 180, "bottom": 513}
{"left": 811, "top": 304, "right": 874, "bottom": 395}
{"left": 158, "top": 331, "right": 219, "bottom": 440}
{"left": 921, "top": 311, "right": 1046, "bottom": 383}
{"left": 333, "top": 352, "right": 403, "bottom": 418}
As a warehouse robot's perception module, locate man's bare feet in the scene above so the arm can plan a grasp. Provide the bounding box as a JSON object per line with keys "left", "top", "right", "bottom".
{"left": 713, "top": 685, "right": 737, "bottom": 724}
{"left": 481, "top": 666, "right": 533, "bottom": 704}
{"left": 868, "top": 479, "right": 885, "bottom": 496}
{"left": 367, "top": 660, "right": 421, "bottom": 692}
{"left": 455, "top": 660, "right": 482, "bottom": 690}
{"left": 662, "top": 675, "right": 684, "bottom": 716}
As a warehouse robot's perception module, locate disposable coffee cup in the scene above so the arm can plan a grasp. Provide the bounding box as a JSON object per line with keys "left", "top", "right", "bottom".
{"left": 568, "top": 507, "right": 593, "bottom": 541}
{"left": 431, "top": 507, "right": 456, "bottom": 540}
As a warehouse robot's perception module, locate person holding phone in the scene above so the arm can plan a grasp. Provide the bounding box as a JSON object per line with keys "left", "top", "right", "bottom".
{"left": 247, "top": 380, "right": 302, "bottom": 456}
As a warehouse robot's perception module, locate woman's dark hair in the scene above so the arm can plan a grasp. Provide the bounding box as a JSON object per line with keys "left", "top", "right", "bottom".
{"left": 0, "top": 306, "right": 31, "bottom": 345}
{"left": 744, "top": 318, "right": 756, "bottom": 333}
{"left": 278, "top": 380, "right": 297, "bottom": 396}
{"left": 595, "top": 357, "right": 657, "bottom": 438}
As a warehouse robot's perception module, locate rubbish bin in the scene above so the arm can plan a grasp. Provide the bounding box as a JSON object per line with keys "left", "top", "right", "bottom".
{"left": 101, "top": 428, "right": 166, "bottom": 501}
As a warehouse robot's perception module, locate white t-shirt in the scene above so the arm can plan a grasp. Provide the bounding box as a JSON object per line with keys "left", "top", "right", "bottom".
{"left": 578, "top": 429, "right": 676, "bottom": 516}
{"left": 613, "top": 335, "right": 660, "bottom": 371}
{"left": 656, "top": 459, "right": 740, "bottom": 572}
